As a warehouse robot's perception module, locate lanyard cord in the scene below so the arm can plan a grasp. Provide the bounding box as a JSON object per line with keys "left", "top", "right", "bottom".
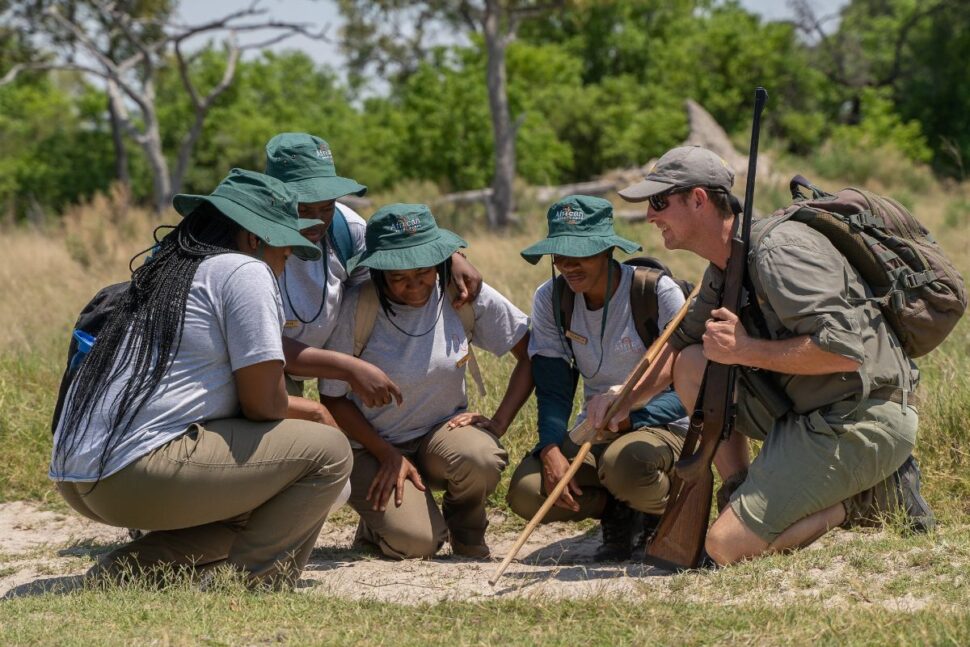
{"left": 579, "top": 259, "right": 614, "bottom": 381}
{"left": 283, "top": 241, "right": 327, "bottom": 324}
{"left": 383, "top": 266, "right": 450, "bottom": 338}
{"left": 385, "top": 287, "right": 446, "bottom": 338}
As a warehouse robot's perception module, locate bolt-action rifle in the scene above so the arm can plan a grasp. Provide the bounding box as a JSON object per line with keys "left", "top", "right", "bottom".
{"left": 644, "top": 87, "right": 768, "bottom": 570}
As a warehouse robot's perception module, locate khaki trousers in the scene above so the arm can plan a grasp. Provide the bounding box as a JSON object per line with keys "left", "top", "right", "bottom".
{"left": 350, "top": 422, "right": 508, "bottom": 559}
{"left": 506, "top": 426, "right": 685, "bottom": 522}
{"left": 57, "top": 417, "right": 352, "bottom": 588}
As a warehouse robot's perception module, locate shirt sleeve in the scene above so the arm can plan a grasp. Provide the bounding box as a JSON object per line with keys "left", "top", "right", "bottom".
{"left": 527, "top": 279, "right": 573, "bottom": 362}
{"left": 319, "top": 287, "right": 359, "bottom": 397}
{"left": 655, "top": 274, "right": 687, "bottom": 332}
{"left": 531, "top": 354, "right": 578, "bottom": 453}
{"left": 469, "top": 283, "right": 529, "bottom": 356}
{"left": 754, "top": 228, "right": 865, "bottom": 363}
{"left": 221, "top": 260, "right": 285, "bottom": 371}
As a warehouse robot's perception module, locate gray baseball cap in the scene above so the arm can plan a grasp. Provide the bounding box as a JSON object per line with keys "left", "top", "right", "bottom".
{"left": 618, "top": 146, "right": 735, "bottom": 203}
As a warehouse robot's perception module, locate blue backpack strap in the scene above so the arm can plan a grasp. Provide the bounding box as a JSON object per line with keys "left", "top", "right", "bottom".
{"left": 328, "top": 205, "right": 354, "bottom": 270}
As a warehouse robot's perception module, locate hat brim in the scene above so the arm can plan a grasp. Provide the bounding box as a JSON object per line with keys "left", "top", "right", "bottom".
{"left": 617, "top": 178, "right": 676, "bottom": 203}
{"left": 172, "top": 194, "right": 322, "bottom": 262}
{"left": 520, "top": 235, "right": 642, "bottom": 265}
{"left": 347, "top": 230, "right": 467, "bottom": 274}
{"left": 297, "top": 218, "right": 326, "bottom": 231}
{"left": 287, "top": 175, "right": 367, "bottom": 203}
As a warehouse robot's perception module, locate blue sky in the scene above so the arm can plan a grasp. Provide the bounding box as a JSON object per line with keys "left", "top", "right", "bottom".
{"left": 177, "top": 0, "right": 849, "bottom": 69}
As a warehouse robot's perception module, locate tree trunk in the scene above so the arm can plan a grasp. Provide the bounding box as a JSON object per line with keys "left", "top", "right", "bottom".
{"left": 483, "top": 0, "right": 515, "bottom": 229}
{"left": 141, "top": 122, "right": 172, "bottom": 214}
{"left": 106, "top": 88, "right": 130, "bottom": 193}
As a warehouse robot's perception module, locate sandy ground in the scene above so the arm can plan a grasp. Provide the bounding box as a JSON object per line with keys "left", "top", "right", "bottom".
{"left": 0, "top": 501, "right": 964, "bottom": 609}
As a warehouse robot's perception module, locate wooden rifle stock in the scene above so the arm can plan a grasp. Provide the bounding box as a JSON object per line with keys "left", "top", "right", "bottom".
{"left": 645, "top": 87, "right": 768, "bottom": 571}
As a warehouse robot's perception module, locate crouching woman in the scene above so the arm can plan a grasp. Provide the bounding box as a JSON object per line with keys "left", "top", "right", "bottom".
{"left": 51, "top": 169, "right": 352, "bottom": 589}
{"left": 321, "top": 204, "right": 532, "bottom": 559}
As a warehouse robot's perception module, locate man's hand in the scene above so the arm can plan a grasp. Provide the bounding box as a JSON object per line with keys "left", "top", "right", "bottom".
{"left": 450, "top": 251, "right": 483, "bottom": 308}
{"left": 586, "top": 385, "right": 629, "bottom": 434}
{"left": 367, "top": 447, "right": 425, "bottom": 511}
{"left": 446, "top": 411, "right": 506, "bottom": 437}
{"left": 539, "top": 445, "right": 582, "bottom": 512}
{"left": 702, "top": 307, "right": 753, "bottom": 365}
{"left": 346, "top": 358, "right": 403, "bottom": 408}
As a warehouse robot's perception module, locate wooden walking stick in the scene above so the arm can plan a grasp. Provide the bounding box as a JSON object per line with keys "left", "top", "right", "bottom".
{"left": 489, "top": 282, "right": 701, "bottom": 586}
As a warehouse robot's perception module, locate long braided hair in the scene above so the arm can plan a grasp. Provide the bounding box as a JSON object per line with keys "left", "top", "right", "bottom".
{"left": 369, "top": 258, "right": 452, "bottom": 318}
{"left": 53, "top": 203, "right": 242, "bottom": 482}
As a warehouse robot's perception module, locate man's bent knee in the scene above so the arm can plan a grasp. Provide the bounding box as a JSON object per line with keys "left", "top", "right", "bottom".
{"left": 705, "top": 506, "right": 770, "bottom": 566}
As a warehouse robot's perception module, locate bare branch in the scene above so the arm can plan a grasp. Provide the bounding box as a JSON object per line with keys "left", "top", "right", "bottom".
{"left": 1, "top": 62, "right": 103, "bottom": 85}
{"left": 43, "top": 6, "right": 120, "bottom": 76}
{"left": 173, "top": 39, "right": 201, "bottom": 109}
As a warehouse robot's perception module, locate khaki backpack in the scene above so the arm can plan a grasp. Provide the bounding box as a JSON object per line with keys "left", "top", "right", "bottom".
{"left": 353, "top": 281, "right": 486, "bottom": 396}
{"left": 753, "top": 176, "right": 966, "bottom": 358}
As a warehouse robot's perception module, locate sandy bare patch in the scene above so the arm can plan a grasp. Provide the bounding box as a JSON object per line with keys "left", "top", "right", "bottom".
{"left": 1, "top": 501, "right": 964, "bottom": 611}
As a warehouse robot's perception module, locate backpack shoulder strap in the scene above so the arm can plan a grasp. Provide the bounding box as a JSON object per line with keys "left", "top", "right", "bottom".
{"left": 353, "top": 280, "right": 380, "bottom": 357}
{"left": 445, "top": 282, "right": 486, "bottom": 396}
{"left": 630, "top": 266, "right": 664, "bottom": 348}
{"left": 552, "top": 274, "right": 576, "bottom": 356}
{"left": 328, "top": 206, "right": 354, "bottom": 270}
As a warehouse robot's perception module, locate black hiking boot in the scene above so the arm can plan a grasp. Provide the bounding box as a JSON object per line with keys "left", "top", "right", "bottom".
{"left": 633, "top": 513, "right": 661, "bottom": 553}
{"left": 843, "top": 455, "right": 936, "bottom": 533}
{"left": 594, "top": 495, "right": 642, "bottom": 562}
{"left": 894, "top": 455, "right": 936, "bottom": 533}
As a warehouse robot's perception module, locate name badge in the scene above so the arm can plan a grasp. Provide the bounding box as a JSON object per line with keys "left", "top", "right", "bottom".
{"left": 565, "top": 330, "right": 588, "bottom": 345}
{"left": 456, "top": 353, "right": 471, "bottom": 368}
{"left": 284, "top": 320, "right": 300, "bottom": 329}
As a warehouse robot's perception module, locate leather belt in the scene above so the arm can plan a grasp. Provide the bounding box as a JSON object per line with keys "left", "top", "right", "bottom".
{"left": 869, "top": 386, "right": 919, "bottom": 408}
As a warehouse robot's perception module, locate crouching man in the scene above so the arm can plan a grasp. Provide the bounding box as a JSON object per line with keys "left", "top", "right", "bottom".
{"left": 589, "top": 146, "right": 934, "bottom": 566}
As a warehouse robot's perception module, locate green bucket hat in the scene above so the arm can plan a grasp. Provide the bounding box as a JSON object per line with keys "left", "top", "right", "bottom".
{"left": 265, "top": 132, "right": 367, "bottom": 203}
{"left": 520, "top": 195, "right": 641, "bottom": 265}
{"left": 172, "top": 168, "right": 322, "bottom": 261}
{"left": 347, "top": 204, "right": 466, "bottom": 274}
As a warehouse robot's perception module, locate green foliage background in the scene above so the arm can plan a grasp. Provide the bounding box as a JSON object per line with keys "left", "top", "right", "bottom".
{"left": 1, "top": 0, "right": 965, "bottom": 219}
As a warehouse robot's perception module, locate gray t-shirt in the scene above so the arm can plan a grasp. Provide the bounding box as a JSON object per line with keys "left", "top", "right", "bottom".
{"left": 50, "top": 254, "right": 286, "bottom": 482}
{"left": 321, "top": 282, "right": 529, "bottom": 445}
{"left": 278, "top": 203, "right": 368, "bottom": 354}
{"left": 529, "top": 265, "right": 688, "bottom": 431}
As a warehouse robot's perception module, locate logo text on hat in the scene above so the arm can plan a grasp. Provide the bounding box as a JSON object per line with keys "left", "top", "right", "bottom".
{"left": 393, "top": 215, "right": 421, "bottom": 235}
{"left": 315, "top": 146, "right": 333, "bottom": 161}
{"left": 554, "top": 205, "right": 585, "bottom": 225}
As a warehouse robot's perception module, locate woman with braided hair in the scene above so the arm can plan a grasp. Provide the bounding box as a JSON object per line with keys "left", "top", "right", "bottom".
{"left": 51, "top": 169, "right": 352, "bottom": 589}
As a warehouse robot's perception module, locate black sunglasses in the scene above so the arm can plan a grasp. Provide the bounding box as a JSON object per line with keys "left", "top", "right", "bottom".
{"left": 649, "top": 186, "right": 727, "bottom": 211}
{"left": 648, "top": 187, "right": 692, "bottom": 212}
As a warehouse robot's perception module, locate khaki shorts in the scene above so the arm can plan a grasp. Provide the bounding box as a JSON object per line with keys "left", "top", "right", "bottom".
{"left": 731, "top": 391, "right": 917, "bottom": 543}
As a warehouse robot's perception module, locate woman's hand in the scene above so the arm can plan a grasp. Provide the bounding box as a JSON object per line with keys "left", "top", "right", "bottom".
{"left": 346, "top": 358, "right": 403, "bottom": 408}
{"left": 286, "top": 396, "right": 338, "bottom": 427}
{"left": 446, "top": 411, "right": 506, "bottom": 437}
{"left": 367, "top": 446, "right": 425, "bottom": 511}
{"left": 539, "top": 445, "right": 582, "bottom": 512}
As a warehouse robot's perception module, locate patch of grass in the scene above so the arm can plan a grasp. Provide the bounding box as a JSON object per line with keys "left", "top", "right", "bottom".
{"left": 0, "top": 586, "right": 968, "bottom": 646}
